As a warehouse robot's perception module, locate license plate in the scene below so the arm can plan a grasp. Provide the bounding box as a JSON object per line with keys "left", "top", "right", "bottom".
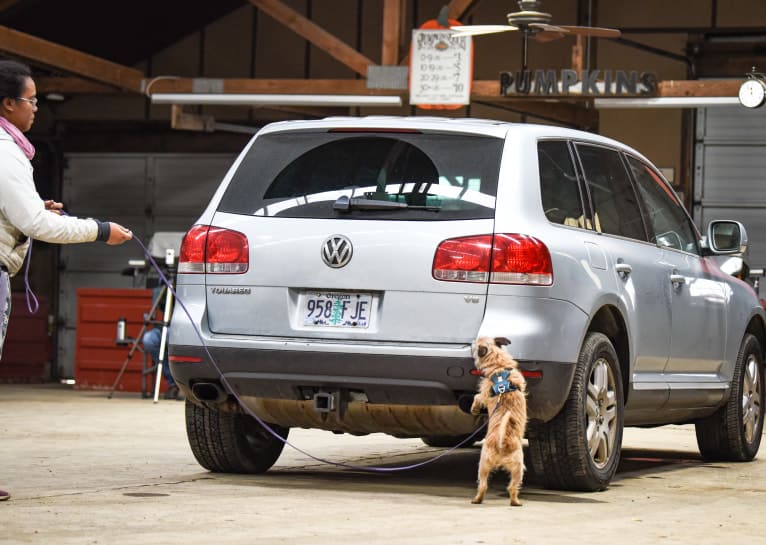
{"left": 302, "top": 291, "right": 373, "bottom": 328}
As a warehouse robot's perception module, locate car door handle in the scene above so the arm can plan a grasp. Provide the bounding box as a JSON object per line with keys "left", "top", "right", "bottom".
{"left": 615, "top": 263, "right": 632, "bottom": 276}
{"left": 670, "top": 274, "right": 686, "bottom": 285}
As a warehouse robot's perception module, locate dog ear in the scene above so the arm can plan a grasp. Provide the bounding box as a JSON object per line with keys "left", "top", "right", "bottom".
{"left": 494, "top": 337, "right": 511, "bottom": 347}
{"left": 477, "top": 345, "right": 488, "bottom": 358}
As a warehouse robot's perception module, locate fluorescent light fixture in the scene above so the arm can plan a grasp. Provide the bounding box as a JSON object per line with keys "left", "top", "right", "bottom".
{"left": 594, "top": 97, "right": 741, "bottom": 109}
{"left": 44, "top": 92, "right": 66, "bottom": 102}
{"left": 151, "top": 93, "right": 403, "bottom": 107}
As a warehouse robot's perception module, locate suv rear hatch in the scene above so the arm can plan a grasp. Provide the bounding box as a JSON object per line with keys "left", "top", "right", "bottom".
{"left": 195, "top": 127, "right": 507, "bottom": 344}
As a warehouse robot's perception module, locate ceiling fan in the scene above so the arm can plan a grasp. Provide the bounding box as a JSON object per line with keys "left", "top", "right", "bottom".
{"left": 450, "top": 0, "right": 621, "bottom": 70}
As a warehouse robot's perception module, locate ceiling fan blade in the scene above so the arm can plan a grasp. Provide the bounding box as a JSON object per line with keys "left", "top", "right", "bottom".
{"left": 529, "top": 24, "right": 568, "bottom": 42}
{"left": 449, "top": 24, "right": 518, "bottom": 36}
{"left": 548, "top": 24, "right": 622, "bottom": 39}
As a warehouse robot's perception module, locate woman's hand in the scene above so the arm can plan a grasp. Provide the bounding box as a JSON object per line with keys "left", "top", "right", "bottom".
{"left": 106, "top": 222, "right": 132, "bottom": 245}
{"left": 44, "top": 200, "right": 64, "bottom": 215}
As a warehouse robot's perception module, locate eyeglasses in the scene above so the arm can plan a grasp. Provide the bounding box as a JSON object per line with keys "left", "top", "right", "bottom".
{"left": 15, "top": 96, "right": 38, "bottom": 106}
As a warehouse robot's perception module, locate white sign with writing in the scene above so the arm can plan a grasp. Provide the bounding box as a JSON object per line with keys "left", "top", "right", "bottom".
{"left": 409, "top": 29, "right": 472, "bottom": 106}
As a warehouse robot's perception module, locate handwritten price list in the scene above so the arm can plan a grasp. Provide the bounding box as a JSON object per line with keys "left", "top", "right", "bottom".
{"left": 409, "top": 29, "right": 472, "bottom": 106}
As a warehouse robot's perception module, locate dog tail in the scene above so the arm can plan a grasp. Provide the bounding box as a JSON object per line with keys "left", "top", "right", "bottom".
{"left": 497, "top": 411, "right": 513, "bottom": 450}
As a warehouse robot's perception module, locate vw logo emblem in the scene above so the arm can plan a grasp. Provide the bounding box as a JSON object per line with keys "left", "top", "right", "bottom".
{"left": 321, "top": 235, "right": 353, "bottom": 268}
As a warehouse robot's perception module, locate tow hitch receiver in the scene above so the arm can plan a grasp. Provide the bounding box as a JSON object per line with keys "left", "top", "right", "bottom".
{"left": 313, "top": 391, "right": 338, "bottom": 413}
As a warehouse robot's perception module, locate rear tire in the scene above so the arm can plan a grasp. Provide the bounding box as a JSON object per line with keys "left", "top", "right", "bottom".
{"left": 185, "top": 400, "right": 289, "bottom": 473}
{"left": 527, "top": 332, "right": 624, "bottom": 491}
{"left": 696, "top": 333, "right": 764, "bottom": 461}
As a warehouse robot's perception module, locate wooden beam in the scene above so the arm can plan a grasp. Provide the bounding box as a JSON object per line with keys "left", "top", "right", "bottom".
{"left": 571, "top": 36, "right": 584, "bottom": 73}
{"left": 0, "top": 25, "right": 143, "bottom": 92}
{"left": 248, "top": 0, "right": 375, "bottom": 78}
{"left": 42, "top": 74, "right": 745, "bottom": 101}
{"left": 0, "top": 0, "right": 20, "bottom": 12}
{"left": 145, "top": 78, "right": 597, "bottom": 127}
{"left": 171, "top": 105, "right": 215, "bottom": 132}
{"left": 36, "top": 76, "right": 119, "bottom": 94}
{"left": 657, "top": 79, "right": 741, "bottom": 97}
{"left": 399, "top": 0, "right": 475, "bottom": 66}
{"left": 145, "top": 78, "right": 390, "bottom": 95}
{"left": 381, "top": 0, "right": 402, "bottom": 65}
{"left": 472, "top": 78, "right": 744, "bottom": 99}
{"left": 447, "top": 0, "right": 477, "bottom": 19}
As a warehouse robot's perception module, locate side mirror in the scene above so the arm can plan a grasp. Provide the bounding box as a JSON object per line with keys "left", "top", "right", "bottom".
{"left": 707, "top": 220, "right": 748, "bottom": 255}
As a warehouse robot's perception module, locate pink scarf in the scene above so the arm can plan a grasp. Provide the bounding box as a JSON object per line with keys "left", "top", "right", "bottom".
{"left": 0, "top": 116, "right": 35, "bottom": 160}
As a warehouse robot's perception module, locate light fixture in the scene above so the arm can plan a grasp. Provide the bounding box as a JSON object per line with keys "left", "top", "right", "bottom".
{"left": 594, "top": 97, "right": 741, "bottom": 109}
{"left": 44, "top": 92, "right": 66, "bottom": 102}
{"left": 150, "top": 93, "right": 403, "bottom": 107}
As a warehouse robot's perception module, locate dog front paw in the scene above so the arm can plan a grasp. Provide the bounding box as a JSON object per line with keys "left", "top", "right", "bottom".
{"left": 470, "top": 395, "right": 484, "bottom": 415}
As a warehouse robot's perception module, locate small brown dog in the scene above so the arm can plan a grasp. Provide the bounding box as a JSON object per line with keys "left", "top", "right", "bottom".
{"left": 470, "top": 336, "right": 527, "bottom": 506}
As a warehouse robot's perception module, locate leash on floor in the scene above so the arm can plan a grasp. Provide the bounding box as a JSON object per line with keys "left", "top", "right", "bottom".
{"left": 132, "top": 235, "right": 488, "bottom": 472}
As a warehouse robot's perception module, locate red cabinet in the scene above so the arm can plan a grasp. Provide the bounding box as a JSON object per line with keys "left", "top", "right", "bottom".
{"left": 75, "top": 288, "right": 165, "bottom": 393}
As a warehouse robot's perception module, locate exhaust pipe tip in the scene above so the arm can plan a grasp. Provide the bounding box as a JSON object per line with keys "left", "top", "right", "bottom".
{"left": 191, "top": 382, "right": 227, "bottom": 403}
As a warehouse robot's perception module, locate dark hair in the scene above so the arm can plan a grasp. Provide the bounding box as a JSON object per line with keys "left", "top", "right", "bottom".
{"left": 0, "top": 59, "right": 32, "bottom": 100}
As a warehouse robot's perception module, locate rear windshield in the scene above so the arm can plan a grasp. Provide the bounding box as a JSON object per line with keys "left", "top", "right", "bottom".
{"left": 217, "top": 131, "right": 504, "bottom": 220}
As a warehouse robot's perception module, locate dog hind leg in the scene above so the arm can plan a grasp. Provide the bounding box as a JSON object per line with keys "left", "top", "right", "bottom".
{"left": 471, "top": 449, "right": 491, "bottom": 504}
{"left": 506, "top": 450, "right": 524, "bottom": 507}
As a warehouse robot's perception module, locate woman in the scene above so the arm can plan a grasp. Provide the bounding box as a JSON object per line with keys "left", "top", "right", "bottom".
{"left": 0, "top": 59, "right": 133, "bottom": 502}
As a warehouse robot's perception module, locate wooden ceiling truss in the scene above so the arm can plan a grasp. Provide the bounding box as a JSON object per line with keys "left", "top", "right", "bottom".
{"left": 0, "top": 0, "right": 752, "bottom": 130}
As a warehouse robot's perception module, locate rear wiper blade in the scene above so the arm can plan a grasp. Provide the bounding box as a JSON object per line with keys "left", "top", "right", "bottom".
{"left": 333, "top": 196, "right": 407, "bottom": 211}
{"left": 333, "top": 195, "right": 440, "bottom": 212}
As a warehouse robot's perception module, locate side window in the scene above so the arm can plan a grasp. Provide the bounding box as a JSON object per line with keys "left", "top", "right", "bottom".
{"left": 626, "top": 156, "right": 699, "bottom": 254}
{"left": 575, "top": 144, "right": 647, "bottom": 241}
{"left": 537, "top": 140, "right": 585, "bottom": 227}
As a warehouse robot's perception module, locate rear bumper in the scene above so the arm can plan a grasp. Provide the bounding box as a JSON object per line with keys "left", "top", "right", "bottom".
{"left": 169, "top": 344, "right": 576, "bottom": 422}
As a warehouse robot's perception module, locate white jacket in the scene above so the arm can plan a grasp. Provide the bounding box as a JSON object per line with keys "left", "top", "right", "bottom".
{"left": 0, "top": 127, "right": 100, "bottom": 276}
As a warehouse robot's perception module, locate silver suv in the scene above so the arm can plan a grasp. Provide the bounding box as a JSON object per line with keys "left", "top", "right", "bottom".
{"left": 169, "top": 117, "right": 765, "bottom": 491}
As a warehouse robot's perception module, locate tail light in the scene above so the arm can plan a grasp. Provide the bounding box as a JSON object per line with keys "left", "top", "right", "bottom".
{"left": 432, "top": 234, "right": 552, "bottom": 285}
{"left": 178, "top": 225, "right": 249, "bottom": 274}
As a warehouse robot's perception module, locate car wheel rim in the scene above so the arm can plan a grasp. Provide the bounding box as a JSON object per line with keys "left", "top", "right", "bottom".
{"left": 742, "top": 354, "right": 762, "bottom": 444}
{"left": 586, "top": 357, "right": 617, "bottom": 469}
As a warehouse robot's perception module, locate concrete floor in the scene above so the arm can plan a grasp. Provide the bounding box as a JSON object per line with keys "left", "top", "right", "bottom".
{"left": 1, "top": 383, "right": 765, "bottom": 544}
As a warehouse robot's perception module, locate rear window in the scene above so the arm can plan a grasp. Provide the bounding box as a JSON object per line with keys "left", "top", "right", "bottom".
{"left": 217, "top": 131, "right": 504, "bottom": 220}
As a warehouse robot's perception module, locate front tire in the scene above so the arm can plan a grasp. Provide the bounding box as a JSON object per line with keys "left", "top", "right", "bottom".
{"left": 527, "top": 332, "right": 624, "bottom": 491}
{"left": 696, "top": 333, "right": 764, "bottom": 461}
{"left": 185, "top": 400, "right": 289, "bottom": 473}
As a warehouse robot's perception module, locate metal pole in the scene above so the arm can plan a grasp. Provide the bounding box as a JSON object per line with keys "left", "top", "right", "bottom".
{"left": 153, "top": 249, "right": 177, "bottom": 403}
{"left": 521, "top": 32, "right": 528, "bottom": 72}
{"left": 107, "top": 289, "right": 165, "bottom": 399}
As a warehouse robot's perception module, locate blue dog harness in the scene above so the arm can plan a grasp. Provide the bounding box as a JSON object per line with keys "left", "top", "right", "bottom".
{"left": 490, "top": 370, "right": 518, "bottom": 396}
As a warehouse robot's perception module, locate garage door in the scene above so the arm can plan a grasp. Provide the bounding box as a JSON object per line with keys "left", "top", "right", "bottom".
{"left": 58, "top": 153, "right": 236, "bottom": 378}
{"left": 694, "top": 106, "right": 766, "bottom": 269}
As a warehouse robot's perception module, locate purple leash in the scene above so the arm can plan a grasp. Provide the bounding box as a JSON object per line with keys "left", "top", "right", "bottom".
{"left": 23, "top": 239, "right": 39, "bottom": 314}
{"left": 133, "top": 235, "right": 487, "bottom": 472}
{"left": 23, "top": 206, "right": 72, "bottom": 314}
{"left": 23, "top": 229, "right": 486, "bottom": 471}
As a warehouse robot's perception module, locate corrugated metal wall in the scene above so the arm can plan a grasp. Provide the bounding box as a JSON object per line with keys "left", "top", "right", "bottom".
{"left": 58, "top": 153, "right": 235, "bottom": 378}
{"left": 694, "top": 106, "right": 766, "bottom": 269}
